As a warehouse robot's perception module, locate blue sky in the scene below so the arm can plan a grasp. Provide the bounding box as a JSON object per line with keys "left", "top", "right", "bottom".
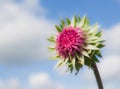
{"left": 0, "top": 0, "right": 120, "bottom": 89}
{"left": 41, "top": 0, "right": 120, "bottom": 27}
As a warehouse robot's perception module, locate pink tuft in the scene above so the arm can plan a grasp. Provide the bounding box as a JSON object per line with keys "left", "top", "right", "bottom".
{"left": 56, "top": 27, "right": 85, "bottom": 59}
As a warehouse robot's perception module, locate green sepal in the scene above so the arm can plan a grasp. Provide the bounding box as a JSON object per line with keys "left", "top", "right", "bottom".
{"left": 48, "top": 46, "right": 55, "bottom": 52}
{"left": 98, "top": 40, "right": 105, "bottom": 43}
{"left": 50, "top": 55, "right": 60, "bottom": 60}
{"left": 95, "top": 51, "right": 103, "bottom": 58}
{"left": 66, "top": 18, "right": 71, "bottom": 25}
{"left": 80, "top": 56, "right": 85, "bottom": 65}
{"left": 68, "top": 63, "right": 73, "bottom": 73}
{"left": 88, "top": 23, "right": 99, "bottom": 34}
{"left": 96, "top": 31, "right": 102, "bottom": 37}
{"left": 85, "top": 45, "right": 99, "bottom": 50}
{"left": 83, "top": 17, "right": 90, "bottom": 28}
{"left": 60, "top": 24, "right": 63, "bottom": 29}
{"left": 76, "top": 55, "right": 85, "bottom": 65}
{"left": 86, "top": 38, "right": 102, "bottom": 44}
{"left": 77, "top": 16, "right": 87, "bottom": 27}
{"left": 72, "top": 58, "right": 76, "bottom": 68}
{"left": 84, "top": 57, "right": 92, "bottom": 68}
{"left": 61, "top": 19, "right": 65, "bottom": 27}
{"left": 97, "top": 53, "right": 103, "bottom": 58}
{"left": 92, "top": 55, "right": 99, "bottom": 62}
{"left": 87, "top": 36, "right": 99, "bottom": 41}
{"left": 75, "top": 61, "right": 82, "bottom": 75}
{"left": 78, "top": 16, "right": 81, "bottom": 22}
{"left": 55, "top": 25, "right": 62, "bottom": 32}
{"left": 82, "top": 51, "right": 90, "bottom": 58}
{"left": 97, "top": 44, "right": 105, "bottom": 49}
{"left": 47, "top": 36, "right": 55, "bottom": 43}
{"left": 74, "top": 16, "right": 77, "bottom": 27}
{"left": 56, "top": 60, "right": 64, "bottom": 67}
{"left": 64, "top": 58, "right": 69, "bottom": 64}
{"left": 71, "top": 16, "right": 77, "bottom": 27}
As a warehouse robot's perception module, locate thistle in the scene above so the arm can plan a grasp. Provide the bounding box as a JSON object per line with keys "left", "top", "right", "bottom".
{"left": 48, "top": 16, "right": 105, "bottom": 89}
{"left": 48, "top": 15, "right": 104, "bottom": 73}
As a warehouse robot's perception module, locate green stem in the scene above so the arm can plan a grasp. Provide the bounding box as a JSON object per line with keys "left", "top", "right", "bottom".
{"left": 92, "top": 62, "right": 104, "bottom": 89}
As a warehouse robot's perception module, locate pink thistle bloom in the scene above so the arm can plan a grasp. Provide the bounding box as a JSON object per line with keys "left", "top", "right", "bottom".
{"left": 56, "top": 27, "right": 86, "bottom": 59}
{"left": 48, "top": 16, "right": 104, "bottom": 74}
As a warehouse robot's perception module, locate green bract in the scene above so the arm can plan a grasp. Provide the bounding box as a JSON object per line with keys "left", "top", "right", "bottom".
{"left": 48, "top": 16, "right": 105, "bottom": 75}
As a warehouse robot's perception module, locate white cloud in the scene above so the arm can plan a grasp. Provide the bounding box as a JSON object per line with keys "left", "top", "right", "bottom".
{"left": 103, "top": 23, "right": 120, "bottom": 53}
{"left": 0, "top": 80, "right": 4, "bottom": 89}
{"left": 98, "top": 23, "right": 120, "bottom": 80}
{"left": 0, "top": 78, "right": 22, "bottom": 89}
{"left": 29, "top": 72, "right": 64, "bottom": 89}
{"left": 0, "top": 0, "right": 55, "bottom": 64}
{"left": 22, "top": 0, "right": 46, "bottom": 14}
{"left": 29, "top": 73, "right": 49, "bottom": 88}
{"left": 98, "top": 55, "right": 120, "bottom": 80}
{"left": 7, "top": 79, "right": 21, "bottom": 89}
{"left": 0, "top": 73, "right": 65, "bottom": 89}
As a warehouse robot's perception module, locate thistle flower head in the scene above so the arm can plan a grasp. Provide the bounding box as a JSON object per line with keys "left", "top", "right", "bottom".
{"left": 48, "top": 16, "right": 105, "bottom": 75}
{"left": 56, "top": 27, "right": 85, "bottom": 59}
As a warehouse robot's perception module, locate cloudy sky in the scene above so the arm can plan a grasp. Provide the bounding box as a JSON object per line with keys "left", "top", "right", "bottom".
{"left": 0, "top": 0, "right": 120, "bottom": 89}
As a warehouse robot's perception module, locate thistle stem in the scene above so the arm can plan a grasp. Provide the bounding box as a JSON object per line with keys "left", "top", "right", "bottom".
{"left": 92, "top": 62, "right": 104, "bottom": 89}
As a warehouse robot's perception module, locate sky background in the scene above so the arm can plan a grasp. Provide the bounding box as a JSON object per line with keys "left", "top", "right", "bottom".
{"left": 0, "top": 0, "right": 120, "bottom": 89}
